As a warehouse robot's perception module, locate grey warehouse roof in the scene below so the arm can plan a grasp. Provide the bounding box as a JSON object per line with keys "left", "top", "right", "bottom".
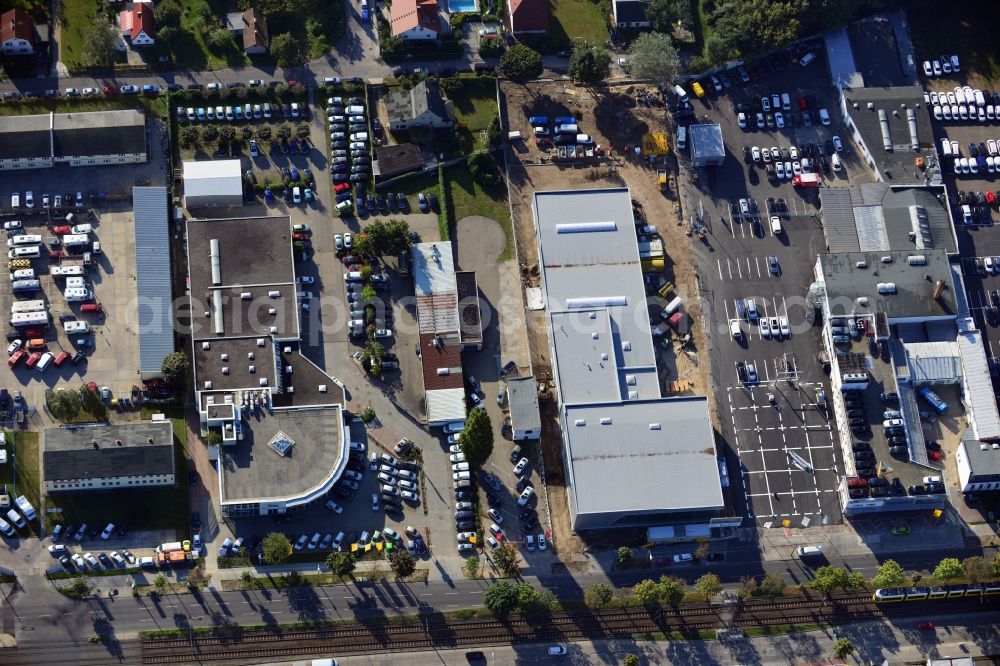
{"left": 0, "top": 109, "right": 146, "bottom": 161}
{"left": 842, "top": 86, "right": 935, "bottom": 183}
{"left": 818, "top": 248, "right": 958, "bottom": 322}
{"left": 960, "top": 432, "right": 1000, "bottom": 476}
{"left": 44, "top": 422, "right": 175, "bottom": 482}
{"left": 820, "top": 184, "right": 955, "bottom": 254}
{"left": 506, "top": 376, "right": 540, "bottom": 432}
{"left": 688, "top": 123, "right": 725, "bottom": 160}
{"left": 133, "top": 187, "right": 174, "bottom": 375}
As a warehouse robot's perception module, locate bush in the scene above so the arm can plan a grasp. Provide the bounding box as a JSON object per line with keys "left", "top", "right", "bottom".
{"left": 479, "top": 37, "right": 504, "bottom": 58}
{"left": 499, "top": 45, "right": 542, "bottom": 81}
{"left": 467, "top": 150, "right": 499, "bottom": 186}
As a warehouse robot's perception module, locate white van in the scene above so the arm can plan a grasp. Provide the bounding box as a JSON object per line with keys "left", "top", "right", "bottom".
{"left": 729, "top": 320, "right": 742, "bottom": 338}
{"left": 65, "top": 277, "right": 87, "bottom": 289}
{"left": 8, "top": 246, "right": 40, "bottom": 259}
{"left": 64, "top": 288, "right": 93, "bottom": 302}
{"left": 672, "top": 84, "right": 689, "bottom": 103}
{"left": 799, "top": 52, "right": 816, "bottom": 66}
{"left": 345, "top": 105, "right": 365, "bottom": 115}
{"left": 831, "top": 153, "right": 842, "bottom": 172}
{"left": 781, "top": 93, "right": 791, "bottom": 111}
{"left": 64, "top": 320, "right": 90, "bottom": 334}
{"left": 344, "top": 271, "right": 363, "bottom": 282}
{"left": 770, "top": 217, "right": 782, "bottom": 234}
{"left": 10, "top": 193, "right": 20, "bottom": 208}
{"left": 36, "top": 351, "right": 53, "bottom": 372}
{"left": 745, "top": 299, "right": 758, "bottom": 320}
{"left": 940, "top": 138, "right": 952, "bottom": 156}
{"left": 7, "top": 234, "right": 41, "bottom": 247}
{"left": 70, "top": 223, "right": 93, "bottom": 235}
{"left": 677, "top": 126, "right": 687, "bottom": 150}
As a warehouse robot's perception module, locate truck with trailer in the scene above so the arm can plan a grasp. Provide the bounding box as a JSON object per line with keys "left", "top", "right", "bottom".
{"left": 157, "top": 550, "right": 197, "bottom": 566}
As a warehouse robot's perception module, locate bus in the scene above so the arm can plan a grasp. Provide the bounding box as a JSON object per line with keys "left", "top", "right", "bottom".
{"left": 919, "top": 387, "right": 948, "bottom": 414}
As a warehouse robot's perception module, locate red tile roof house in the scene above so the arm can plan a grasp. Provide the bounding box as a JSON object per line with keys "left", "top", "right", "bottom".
{"left": 1, "top": 8, "right": 34, "bottom": 55}
{"left": 118, "top": 3, "right": 156, "bottom": 47}
{"left": 391, "top": 0, "right": 442, "bottom": 41}
{"left": 505, "top": 0, "right": 549, "bottom": 36}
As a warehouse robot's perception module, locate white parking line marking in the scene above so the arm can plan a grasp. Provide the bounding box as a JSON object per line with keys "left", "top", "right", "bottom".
{"left": 718, "top": 258, "right": 724, "bottom": 281}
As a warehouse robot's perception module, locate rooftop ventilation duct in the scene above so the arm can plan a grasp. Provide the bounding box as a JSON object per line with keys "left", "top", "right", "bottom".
{"left": 212, "top": 291, "right": 224, "bottom": 334}
{"left": 878, "top": 110, "right": 892, "bottom": 151}
{"left": 906, "top": 108, "right": 919, "bottom": 151}
{"left": 209, "top": 239, "right": 221, "bottom": 285}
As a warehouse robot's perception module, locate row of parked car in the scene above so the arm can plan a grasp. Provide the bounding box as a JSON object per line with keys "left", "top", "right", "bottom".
{"left": 179, "top": 101, "right": 304, "bottom": 124}
{"left": 922, "top": 55, "right": 961, "bottom": 78}
{"left": 527, "top": 115, "right": 595, "bottom": 147}
{"left": 327, "top": 95, "right": 373, "bottom": 200}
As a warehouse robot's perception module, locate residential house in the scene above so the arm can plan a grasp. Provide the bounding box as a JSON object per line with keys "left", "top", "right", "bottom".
{"left": 390, "top": 0, "right": 441, "bottom": 41}
{"left": 119, "top": 3, "right": 156, "bottom": 47}
{"left": 385, "top": 80, "right": 454, "bottom": 131}
{"left": 1, "top": 9, "right": 34, "bottom": 55}
{"left": 505, "top": 0, "right": 548, "bottom": 36}
{"left": 226, "top": 8, "right": 269, "bottom": 55}
{"left": 612, "top": 0, "right": 651, "bottom": 28}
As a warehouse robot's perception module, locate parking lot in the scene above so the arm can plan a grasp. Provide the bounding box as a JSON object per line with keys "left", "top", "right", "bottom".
{"left": 685, "top": 50, "right": 857, "bottom": 526}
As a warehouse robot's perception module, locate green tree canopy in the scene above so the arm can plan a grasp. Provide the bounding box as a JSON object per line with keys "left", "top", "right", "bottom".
{"left": 459, "top": 407, "right": 494, "bottom": 467}
{"left": 261, "top": 532, "right": 292, "bottom": 565}
{"left": 658, "top": 575, "right": 685, "bottom": 605}
{"left": 627, "top": 32, "right": 680, "bottom": 88}
{"left": 81, "top": 16, "right": 119, "bottom": 68}
{"left": 467, "top": 150, "right": 499, "bottom": 186}
{"left": 810, "top": 565, "right": 849, "bottom": 596}
{"left": 617, "top": 546, "right": 633, "bottom": 565}
{"left": 389, "top": 551, "right": 416, "bottom": 578}
{"left": 499, "top": 45, "right": 543, "bottom": 82}
{"left": 326, "top": 551, "right": 356, "bottom": 577}
{"left": 633, "top": 578, "right": 661, "bottom": 606}
{"left": 644, "top": 0, "right": 678, "bottom": 32}
{"left": 256, "top": 126, "right": 272, "bottom": 141}
{"left": 694, "top": 572, "right": 722, "bottom": 600}
{"left": 270, "top": 33, "right": 303, "bottom": 67}
{"left": 154, "top": 0, "right": 183, "bottom": 28}
{"left": 871, "top": 560, "right": 907, "bottom": 589}
{"left": 623, "top": 655, "right": 640, "bottom": 666}
{"left": 47, "top": 389, "right": 81, "bottom": 422}
{"left": 759, "top": 571, "right": 786, "bottom": 596}
{"left": 569, "top": 41, "right": 611, "bottom": 85}
{"left": 464, "top": 556, "right": 481, "bottom": 578}
{"left": 77, "top": 384, "right": 107, "bottom": 420}
{"left": 483, "top": 580, "right": 518, "bottom": 615}
{"left": 492, "top": 542, "right": 520, "bottom": 578}
{"left": 584, "top": 582, "right": 614, "bottom": 608}
{"left": 514, "top": 581, "right": 546, "bottom": 611}
{"left": 833, "top": 637, "right": 855, "bottom": 659}
{"left": 933, "top": 557, "right": 964, "bottom": 580}
{"left": 712, "top": 0, "right": 800, "bottom": 60}
{"left": 206, "top": 27, "right": 236, "bottom": 51}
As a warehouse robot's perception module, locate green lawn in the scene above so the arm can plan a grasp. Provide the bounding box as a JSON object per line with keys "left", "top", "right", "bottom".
{"left": 449, "top": 79, "right": 499, "bottom": 153}
{"left": 907, "top": 0, "right": 1000, "bottom": 86}
{"left": 59, "top": 0, "right": 101, "bottom": 70}
{"left": 0, "top": 432, "right": 41, "bottom": 537}
{"left": 447, "top": 165, "right": 513, "bottom": 260}
{"left": 45, "top": 415, "right": 190, "bottom": 536}
{"left": 548, "top": 0, "right": 608, "bottom": 46}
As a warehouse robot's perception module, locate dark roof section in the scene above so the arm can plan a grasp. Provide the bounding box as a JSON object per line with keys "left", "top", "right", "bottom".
{"left": 455, "top": 270, "right": 482, "bottom": 346}
{"left": 1, "top": 8, "right": 33, "bottom": 44}
{"left": 0, "top": 111, "right": 145, "bottom": 162}
{"left": 508, "top": 0, "right": 549, "bottom": 33}
{"left": 187, "top": 216, "right": 296, "bottom": 294}
{"left": 614, "top": 0, "right": 650, "bottom": 24}
{"left": 386, "top": 81, "right": 452, "bottom": 123}
{"left": 847, "top": 16, "right": 908, "bottom": 88}
{"left": 242, "top": 7, "right": 268, "bottom": 50}
{"left": 43, "top": 422, "right": 175, "bottom": 483}
{"left": 842, "top": 86, "right": 934, "bottom": 183}
{"left": 506, "top": 375, "right": 541, "bottom": 432}
{"left": 272, "top": 342, "right": 347, "bottom": 407}
{"left": 0, "top": 129, "right": 49, "bottom": 160}
{"left": 374, "top": 143, "right": 425, "bottom": 178}
{"left": 419, "top": 331, "right": 464, "bottom": 391}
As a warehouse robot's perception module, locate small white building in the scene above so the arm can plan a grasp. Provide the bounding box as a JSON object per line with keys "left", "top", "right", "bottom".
{"left": 506, "top": 376, "right": 541, "bottom": 440}
{"left": 955, "top": 436, "right": 1000, "bottom": 494}
{"left": 183, "top": 159, "right": 244, "bottom": 208}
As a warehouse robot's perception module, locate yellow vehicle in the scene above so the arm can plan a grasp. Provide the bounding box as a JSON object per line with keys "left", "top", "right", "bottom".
{"left": 691, "top": 81, "right": 705, "bottom": 98}
{"left": 658, "top": 170, "right": 669, "bottom": 190}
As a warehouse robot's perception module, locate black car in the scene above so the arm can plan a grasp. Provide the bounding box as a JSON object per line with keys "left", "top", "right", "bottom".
{"left": 743, "top": 146, "right": 752, "bottom": 163}
{"left": 515, "top": 477, "right": 532, "bottom": 492}
{"left": 846, "top": 409, "right": 865, "bottom": 418}
{"left": 908, "top": 485, "right": 927, "bottom": 495}
{"left": 377, "top": 193, "right": 389, "bottom": 212}
{"left": 849, "top": 417, "right": 866, "bottom": 426}
{"left": 868, "top": 477, "right": 889, "bottom": 487}
{"left": 428, "top": 192, "right": 439, "bottom": 211}
{"left": 889, "top": 446, "right": 908, "bottom": 456}
{"left": 332, "top": 141, "right": 347, "bottom": 150}
{"left": 522, "top": 516, "right": 538, "bottom": 531}
{"left": 367, "top": 194, "right": 377, "bottom": 210}
{"left": 844, "top": 400, "right": 862, "bottom": 409}
{"left": 347, "top": 77, "right": 364, "bottom": 85}
{"left": 387, "top": 193, "right": 398, "bottom": 212}
{"left": 926, "top": 440, "right": 941, "bottom": 451}
{"left": 5, "top": 330, "right": 20, "bottom": 342}
{"left": 776, "top": 198, "right": 786, "bottom": 212}
{"left": 733, "top": 102, "right": 756, "bottom": 113}
{"left": 98, "top": 553, "right": 112, "bottom": 567}
{"left": 456, "top": 520, "right": 475, "bottom": 531}
{"left": 926, "top": 482, "right": 946, "bottom": 494}
{"left": 889, "top": 436, "right": 907, "bottom": 445}
{"left": 851, "top": 442, "right": 871, "bottom": 452}
{"left": 854, "top": 452, "right": 874, "bottom": 462}
{"left": 349, "top": 97, "right": 364, "bottom": 105}
{"left": 856, "top": 467, "right": 874, "bottom": 478}
{"left": 486, "top": 494, "right": 501, "bottom": 507}
{"left": 397, "top": 193, "right": 409, "bottom": 212}
{"left": 334, "top": 486, "right": 353, "bottom": 499}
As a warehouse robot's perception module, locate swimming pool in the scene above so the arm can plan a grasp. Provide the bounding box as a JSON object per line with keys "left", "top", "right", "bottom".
{"left": 448, "top": 0, "right": 478, "bottom": 12}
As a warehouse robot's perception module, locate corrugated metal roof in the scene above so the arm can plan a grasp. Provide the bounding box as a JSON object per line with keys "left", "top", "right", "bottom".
{"left": 820, "top": 188, "right": 860, "bottom": 252}
{"left": 905, "top": 341, "right": 960, "bottom": 382}
{"left": 855, "top": 205, "right": 889, "bottom": 251}
{"left": 425, "top": 388, "right": 466, "bottom": 425}
{"left": 416, "top": 293, "right": 458, "bottom": 334}
{"left": 133, "top": 186, "right": 174, "bottom": 374}
{"left": 958, "top": 331, "right": 1000, "bottom": 440}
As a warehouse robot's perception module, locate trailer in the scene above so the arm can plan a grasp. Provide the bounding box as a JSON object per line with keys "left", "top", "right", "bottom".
{"left": 11, "top": 300, "right": 46, "bottom": 314}
{"left": 15, "top": 495, "right": 36, "bottom": 521}
{"left": 10, "top": 311, "right": 48, "bottom": 328}
{"left": 156, "top": 541, "right": 185, "bottom": 553}
{"left": 51, "top": 265, "right": 86, "bottom": 277}
{"left": 62, "top": 233, "right": 90, "bottom": 248}
{"left": 157, "top": 550, "right": 197, "bottom": 566}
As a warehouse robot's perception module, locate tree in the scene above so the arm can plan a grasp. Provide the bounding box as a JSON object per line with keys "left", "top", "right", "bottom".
{"left": 499, "top": 45, "right": 543, "bottom": 82}
{"left": 616, "top": 546, "right": 633, "bottom": 566}
{"left": 479, "top": 37, "right": 504, "bottom": 58}
{"left": 514, "top": 582, "right": 545, "bottom": 611}
{"left": 325, "top": 551, "right": 356, "bottom": 577}
{"left": 845, "top": 571, "right": 866, "bottom": 591}
{"left": 389, "top": 551, "right": 416, "bottom": 578}
{"left": 158, "top": 26, "right": 178, "bottom": 47}
{"left": 623, "top": 655, "right": 640, "bottom": 666}
{"left": 219, "top": 126, "right": 237, "bottom": 143}
{"left": 644, "top": 0, "right": 678, "bottom": 32}
{"left": 633, "top": 579, "right": 661, "bottom": 606}
{"left": 256, "top": 126, "right": 272, "bottom": 141}
{"left": 483, "top": 580, "right": 518, "bottom": 615}
{"left": 739, "top": 575, "right": 758, "bottom": 599}
{"left": 180, "top": 126, "right": 200, "bottom": 146}
{"left": 694, "top": 573, "right": 722, "bottom": 600}
{"left": 467, "top": 150, "right": 499, "bottom": 186}
{"left": 361, "top": 284, "right": 377, "bottom": 302}
{"left": 933, "top": 557, "right": 964, "bottom": 581}
{"left": 569, "top": 42, "right": 611, "bottom": 85}
{"left": 486, "top": 114, "right": 503, "bottom": 148}
{"left": 963, "top": 556, "right": 993, "bottom": 583}
{"left": 383, "top": 219, "right": 412, "bottom": 255}
{"left": 276, "top": 125, "right": 292, "bottom": 139}
{"left": 154, "top": 0, "right": 183, "bottom": 28}
{"left": 270, "top": 33, "right": 303, "bottom": 67}
{"left": 206, "top": 27, "right": 235, "bottom": 50}
{"left": 363, "top": 341, "right": 385, "bottom": 368}
{"left": 261, "top": 532, "right": 292, "bottom": 565}
{"left": 833, "top": 637, "right": 855, "bottom": 659}
{"left": 47, "top": 389, "right": 81, "bottom": 422}
{"left": 240, "top": 126, "right": 254, "bottom": 141}
{"left": 81, "top": 16, "right": 119, "bottom": 68}
{"left": 464, "top": 556, "right": 481, "bottom": 578}
{"left": 993, "top": 553, "right": 1000, "bottom": 578}
{"left": 693, "top": 539, "right": 710, "bottom": 561}
{"left": 202, "top": 125, "right": 219, "bottom": 143}
{"left": 627, "top": 32, "right": 680, "bottom": 89}
{"left": 66, "top": 576, "right": 91, "bottom": 597}
{"left": 810, "top": 565, "right": 849, "bottom": 596}
{"left": 240, "top": 571, "right": 257, "bottom": 587}
{"left": 704, "top": 35, "right": 736, "bottom": 67}
{"left": 657, "top": 575, "right": 684, "bottom": 605}
{"left": 712, "top": 0, "right": 800, "bottom": 60}
{"left": 760, "top": 571, "right": 786, "bottom": 596}
{"left": 78, "top": 384, "right": 107, "bottom": 420}
{"left": 296, "top": 123, "right": 311, "bottom": 139}
{"left": 153, "top": 574, "right": 167, "bottom": 590}
{"left": 871, "top": 559, "right": 906, "bottom": 589}
{"left": 584, "top": 583, "right": 614, "bottom": 608}
{"left": 492, "top": 543, "right": 520, "bottom": 578}
{"left": 459, "top": 407, "right": 494, "bottom": 467}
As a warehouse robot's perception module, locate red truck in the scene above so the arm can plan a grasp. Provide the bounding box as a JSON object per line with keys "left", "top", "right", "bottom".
{"left": 793, "top": 173, "right": 820, "bottom": 187}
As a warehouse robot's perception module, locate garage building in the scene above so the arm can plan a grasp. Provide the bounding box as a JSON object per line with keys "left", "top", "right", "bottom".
{"left": 183, "top": 159, "right": 243, "bottom": 208}
{"left": 688, "top": 123, "right": 725, "bottom": 167}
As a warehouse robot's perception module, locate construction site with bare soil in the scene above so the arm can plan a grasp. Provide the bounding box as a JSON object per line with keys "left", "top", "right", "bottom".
{"left": 499, "top": 80, "right": 716, "bottom": 562}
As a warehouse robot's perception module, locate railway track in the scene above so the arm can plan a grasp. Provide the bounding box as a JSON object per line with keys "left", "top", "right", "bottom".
{"left": 139, "top": 594, "right": 1000, "bottom": 664}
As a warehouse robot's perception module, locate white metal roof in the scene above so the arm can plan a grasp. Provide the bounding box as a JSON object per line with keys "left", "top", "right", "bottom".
{"left": 425, "top": 388, "right": 466, "bottom": 424}
{"left": 905, "top": 341, "right": 961, "bottom": 383}
{"left": 133, "top": 186, "right": 174, "bottom": 374}
{"left": 413, "top": 242, "right": 457, "bottom": 297}
{"left": 182, "top": 159, "right": 243, "bottom": 198}
{"left": 958, "top": 331, "right": 1000, "bottom": 440}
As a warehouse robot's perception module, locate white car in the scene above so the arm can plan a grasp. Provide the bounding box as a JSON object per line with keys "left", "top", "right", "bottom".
{"left": 775, "top": 162, "right": 785, "bottom": 179}
{"left": 751, "top": 146, "right": 761, "bottom": 162}
{"left": 932, "top": 60, "right": 942, "bottom": 76}
{"left": 761, "top": 96, "right": 771, "bottom": 112}
{"left": 307, "top": 532, "right": 322, "bottom": 550}
{"left": 344, "top": 232, "right": 353, "bottom": 248}
{"left": 452, "top": 462, "right": 470, "bottom": 472}
{"left": 883, "top": 418, "right": 904, "bottom": 428}
{"left": 789, "top": 146, "right": 799, "bottom": 160}
{"left": 737, "top": 112, "right": 747, "bottom": 129}
{"left": 371, "top": 493, "right": 380, "bottom": 511}
{"left": 450, "top": 452, "right": 466, "bottom": 463}
{"left": 791, "top": 161, "right": 802, "bottom": 176}
{"left": 779, "top": 317, "right": 790, "bottom": 337}
{"left": 326, "top": 499, "right": 344, "bottom": 513}
{"left": 449, "top": 444, "right": 462, "bottom": 454}
{"left": 673, "top": 552, "right": 693, "bottom": 563}
{"left": 922, "top": 60, "right": 932, "bottom": 77}
{"left": 513, "top": 457, "right": 529, "bottom": 476}
{"left": 745, "top": 362, "right": 758, "bottom": 384}
{"left": 293, "top": 534, "right": 309, "bottom": 551}
{"left": 818, "top": 108, "right": 831, "bottom": 125}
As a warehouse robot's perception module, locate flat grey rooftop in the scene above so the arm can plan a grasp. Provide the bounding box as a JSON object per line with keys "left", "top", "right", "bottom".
{"left": 44, "top": 421, "right": 174, "bottom": 482}
{"left": 187, "top": 216, "right": 295, "bottom": 292}
{"left": 220, "top": 405, "right": 345, "bottom": 504}
{"left": 506, "top": 375, "right": 540, "bottom": 432}
{"left": 564, "top": 397, "right": 723, "bottom": 517}
{"left": 842, "top": 86, "right": 935, "bottom": 183}
{"left": 819, "top": 249, "right": 958, "bottom": 321}
{"left": 194, "top": 336, "right": 278, "bottom": 393}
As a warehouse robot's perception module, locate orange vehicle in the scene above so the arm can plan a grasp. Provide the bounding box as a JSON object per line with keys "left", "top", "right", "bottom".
{"left": 26, "top": 338, "right": 46, "bottom": 351}
{"left": 53, "top": 351, "right": 70, "bottom": 367}
{"left": 7, "top": 349, "right": 25, "bottom": 367}
{"left": 25, "top": 351, "right": 41, "bottom": 368}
